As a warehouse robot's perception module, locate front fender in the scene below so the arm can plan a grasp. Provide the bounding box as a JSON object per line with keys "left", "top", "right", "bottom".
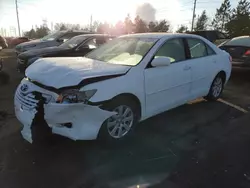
{"left": 80, "top": 68, "right": 146, "bottom": 118}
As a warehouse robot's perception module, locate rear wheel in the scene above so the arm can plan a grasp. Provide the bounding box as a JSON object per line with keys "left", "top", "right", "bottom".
{"left": 204, "top": 74, "right": 224, "bottom": 101}
{"left": 98, "top": 97, "right": 139, "bottom": 142}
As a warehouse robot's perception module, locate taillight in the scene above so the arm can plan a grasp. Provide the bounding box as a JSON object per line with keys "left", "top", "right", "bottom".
{"left": 244, "top": 50, "right": 250, "bottom": 55}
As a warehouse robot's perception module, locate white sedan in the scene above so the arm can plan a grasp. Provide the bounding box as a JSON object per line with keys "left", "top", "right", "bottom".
{"left": 14, "top": 33, "right": 231, "bottom": 143}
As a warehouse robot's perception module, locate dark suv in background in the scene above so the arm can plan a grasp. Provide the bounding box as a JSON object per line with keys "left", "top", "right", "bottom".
{"left": 16, "top": 34, "right": 114, "bottom": 73}
{"left": 15, "top": 30, "right": 93, "bottom": 55}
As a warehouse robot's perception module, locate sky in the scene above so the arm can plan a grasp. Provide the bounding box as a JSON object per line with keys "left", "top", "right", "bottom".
{"left": 0, "top": 0, "right": 239, "bottom": 36}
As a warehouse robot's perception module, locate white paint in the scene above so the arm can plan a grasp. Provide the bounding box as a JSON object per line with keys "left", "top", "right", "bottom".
{"left": 44, "top": 103, "right": 116, "bottom": 140}
{"left": 15, "top": 33, "right": 232, "bottom": 143}
{"left": 85, "top": 34, "right": 231, "bottom": 121}
{"left": 144, "top": 60, "right": 192, "bottom": 117}
{"left": 218, "top": 99, "right": 248, "bottom": 114}
{"left": 14, "top": 79, "right": 116, "bottom": 141}
{"left": 14, "top": 78, "right": 58, "bottom": 143}
{"left": 82, "top": 66, "right": 146, "bottom": 120}
{"left": 25, "top": 57, "right": 130, "bottom": 89}
{"left": 14, "top": 103, "right": 36, "bottom": 143}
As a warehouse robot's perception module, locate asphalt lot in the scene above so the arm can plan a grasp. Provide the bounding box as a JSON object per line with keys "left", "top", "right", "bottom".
{"left": 1, "top": 49, "right": 250, "bottom": 188}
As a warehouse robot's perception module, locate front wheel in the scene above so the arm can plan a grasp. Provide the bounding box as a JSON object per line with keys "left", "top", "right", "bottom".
{"left": 98, "top": 97, "right": 139, "bottom": 142}
{"left": 204, "top": 74, "right": 224, "bottom": 101}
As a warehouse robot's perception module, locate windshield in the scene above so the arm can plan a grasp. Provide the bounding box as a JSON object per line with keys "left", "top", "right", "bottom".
{"left": 41, "top": 31, "right": 64, "bottom": 41}
{"left": 85, "top": 37, "right": 158, "bottom": 66}
{"left": 60, "top": 35, "right": 87, "bottom": 49}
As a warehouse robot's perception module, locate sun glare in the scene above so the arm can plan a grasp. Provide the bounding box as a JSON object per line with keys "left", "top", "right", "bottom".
{"left": 91, "top": 0, "right": 136, "bottom": 24}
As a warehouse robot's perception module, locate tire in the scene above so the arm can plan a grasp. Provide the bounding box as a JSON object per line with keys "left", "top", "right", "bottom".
{"left": 204, "top": 74, "right": 224, "bottom": 101}
{"left": 98, "top": 97, "right": 139, "bottom": 142}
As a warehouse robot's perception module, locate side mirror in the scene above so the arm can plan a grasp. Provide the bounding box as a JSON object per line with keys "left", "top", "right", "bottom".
{"left": 57, "top": 38, "right": 64, "bottom": 43}
{"left": 151, "top": 57, "right": 171, "bottom": 67}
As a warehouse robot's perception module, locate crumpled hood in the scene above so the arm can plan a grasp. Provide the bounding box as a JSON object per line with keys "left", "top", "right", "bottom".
{"left": 26, "top": 57, "right": 130, "bottom": 89}
{"left": 18, "top": 46, "right": 67, "bottom": 59}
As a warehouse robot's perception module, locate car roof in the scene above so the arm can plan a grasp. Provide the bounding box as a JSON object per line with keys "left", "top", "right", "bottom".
{"left": 71, "top": 34, "right": 114, "bottom": 38}
{"left": 68, "top": 30, "right": 94, "bottom": 33}
{"left": 59, "top": 30, "right": 94, "bottom": 34}
{"left": 231, "top": 35, "right": 250, "bottom": 39}
{"left": 120, "top": 32, "right": 204, "bottom": 39}
{"left": 188, "top": 30, "right": 219, "bottom": 33}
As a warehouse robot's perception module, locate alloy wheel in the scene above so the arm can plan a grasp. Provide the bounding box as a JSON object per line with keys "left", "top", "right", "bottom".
{"left": 107, "top": 105, "right": 134, "bottom": 139}
{"left": 212, "top": 77, "right": 223, "bottom": 98}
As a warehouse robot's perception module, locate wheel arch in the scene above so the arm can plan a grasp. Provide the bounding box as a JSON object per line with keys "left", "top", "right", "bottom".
{"left": 89, "top": 93, "right": 142, "bottom": 120}
{"left": 114, "top": 93, "right": 141, "bottom": 118}
{"left": 217, "top": 70, "right": 226, "bottom": 84}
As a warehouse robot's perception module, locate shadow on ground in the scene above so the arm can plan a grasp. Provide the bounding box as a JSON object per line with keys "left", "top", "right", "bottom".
{"left": 0, "top": 50, "right": 250, "bottom": 188}
{"left": 0, "top": 100, "right": 245, "bottom": 188}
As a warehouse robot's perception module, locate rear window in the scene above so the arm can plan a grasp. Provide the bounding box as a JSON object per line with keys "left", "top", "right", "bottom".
{"left": 224, "top": 37, "right": 250, "bottom": 46}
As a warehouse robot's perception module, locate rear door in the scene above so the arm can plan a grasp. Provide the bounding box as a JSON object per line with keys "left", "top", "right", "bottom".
{"left": 185, "top": 37, "right": 218, "bottom": 99}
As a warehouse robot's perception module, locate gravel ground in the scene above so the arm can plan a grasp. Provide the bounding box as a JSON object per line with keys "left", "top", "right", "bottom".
{"left": 0, "top": 49, "right": 250, "bottom": 188}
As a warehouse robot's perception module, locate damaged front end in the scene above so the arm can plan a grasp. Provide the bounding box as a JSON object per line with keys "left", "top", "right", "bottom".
{"left": 14, "top": 78, "right": 115, "bottom": 143}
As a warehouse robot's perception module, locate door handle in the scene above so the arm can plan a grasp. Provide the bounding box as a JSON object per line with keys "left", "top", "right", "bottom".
{"left": 183, "top": 66, "right": 191, "bottom": 70}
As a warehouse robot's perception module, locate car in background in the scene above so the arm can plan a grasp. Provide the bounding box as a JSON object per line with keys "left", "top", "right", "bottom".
{"left": 0, "top": 36, "right": 10, "bottom": 84}
{"left": 187, "top": 30, "right": 228, "bottom": 44}
{"left": 10, "top": 37, "right": 30, "bottom": 47}
{"left": 15, "top": 30, "right": 94, "bottom": 55}
{"left": 14, "top": 33, "right": 231, "bottom": 143}
{"left": 0, "top": 35, "right": 8, "bottom": 50}
{"left": 17, "top": 34, "right": 114, "bottom": 73}
{"left": 4, "top": 37, "right": 13, "bottom": 47}
{"left": 219, "top": 36, "right": 250, "bottom": 68}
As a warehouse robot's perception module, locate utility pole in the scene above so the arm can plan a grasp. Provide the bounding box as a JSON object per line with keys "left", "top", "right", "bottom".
{"left": 191, "top": 0, "right": 197, "bottom": 31}
{"left": 15, "top": 0, "right": 21, "bottom": 36}
{"left": 90, "top": 15, "right": 93, "bottom": 31}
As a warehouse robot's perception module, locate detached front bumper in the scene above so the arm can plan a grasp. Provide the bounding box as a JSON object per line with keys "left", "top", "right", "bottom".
{"left": 44, "top": 103, "right": 115, "bottom": 140}
{"left": 14, "top": 79, "right": 115, "bottom": 143}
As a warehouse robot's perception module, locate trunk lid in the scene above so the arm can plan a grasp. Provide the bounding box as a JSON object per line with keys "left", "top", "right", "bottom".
{"left": 220, "top": 45, "right": 250, "bottom": 60}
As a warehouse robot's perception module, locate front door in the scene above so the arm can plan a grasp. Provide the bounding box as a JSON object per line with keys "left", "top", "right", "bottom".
{"left": 144, "top": 38, "right": 192, "bottom": 117}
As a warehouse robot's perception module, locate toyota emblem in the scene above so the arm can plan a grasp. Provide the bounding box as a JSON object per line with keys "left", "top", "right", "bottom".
{"left": 20, "top": 84, "right": 29, "bottom": 92}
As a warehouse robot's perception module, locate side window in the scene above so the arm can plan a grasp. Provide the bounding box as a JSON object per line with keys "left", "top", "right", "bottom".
{"left": 187, "top": 38, "right": 207, "bottom": 58}
{"left": 95, "top": 37, "right": 109, "bottom": 46}
{"left": 154, "top": 38, "right": 186, "bottom": 63}
{"left": 84, "top": 38, "right": 97, "bottom": 49}
{"left": 206, "top": 45, "right": 216, "bottom": 55}
{"left": 59, "top": 33, "right": 79, "bottom": 41}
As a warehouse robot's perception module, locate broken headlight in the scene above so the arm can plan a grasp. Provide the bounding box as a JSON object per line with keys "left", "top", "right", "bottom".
{"left": 57, "top": 89, "right": 97, "bottom": 103}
